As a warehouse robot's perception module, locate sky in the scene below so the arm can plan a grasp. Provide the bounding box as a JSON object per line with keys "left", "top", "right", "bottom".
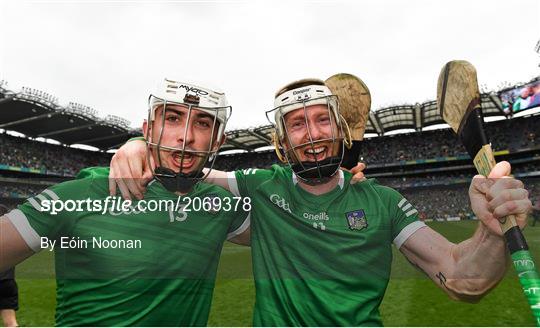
{"left": 0, "top": 0, "right": 539, "bottom": 132}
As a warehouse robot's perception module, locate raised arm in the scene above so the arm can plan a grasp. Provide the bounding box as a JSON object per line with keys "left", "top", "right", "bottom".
{"left": 399, "top": 162, "right": 530, "bottom": 302}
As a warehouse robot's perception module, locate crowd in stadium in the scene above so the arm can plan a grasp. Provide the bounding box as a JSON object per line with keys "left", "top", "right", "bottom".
{"left": 403, "top": 187, "right": 472, "bottom": 221}
{"left": 377, "top": 161, "right": 540, "bottom": 187}
{"left": 350, "top": 114, "right": 540, "bottom": 165}
{"left": 212, "top": 115, "right": 540, "bottom": 170}
{"left": 0, "top": 133, "right": 111, "bottom": 176}
{"left": 0, "top": 184, "right": 41, "bottom": 199}
{"left": 385, "top": 178, "right": 539, "bottom": 221}
{"left": 1, "top": 113, "right": 540, "bottom": 220}
{"left": 1, "top": 114, "right": 539, "bottom": 175}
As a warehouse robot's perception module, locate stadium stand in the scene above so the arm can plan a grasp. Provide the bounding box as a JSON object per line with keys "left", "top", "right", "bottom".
{"left": 215, "top": 113, "right": 540, "bottom": 169}
{"left": 0, "top": 133, "right": 111, "bottom": 176}
{"left": 1, "top": 77, "right": 539, "bottom": 220}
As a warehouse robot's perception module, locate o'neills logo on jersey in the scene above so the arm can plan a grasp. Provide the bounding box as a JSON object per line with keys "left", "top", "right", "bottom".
{"left": 269, "top": 194, "right": 292, "bottom": 214}
{"left": 303, "top": 212, "right": 329, "bottom": 221}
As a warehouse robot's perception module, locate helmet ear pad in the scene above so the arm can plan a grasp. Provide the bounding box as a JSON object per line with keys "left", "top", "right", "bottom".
{"left": 272, "top": 132, "right": 287, "bottom": 163}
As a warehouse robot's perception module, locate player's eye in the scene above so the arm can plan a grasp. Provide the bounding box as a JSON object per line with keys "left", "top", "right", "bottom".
{"left": 318, "top": 115, "right": 331, "bottom": 124}
{"left": 166, "top": 114, "right": 181, "bottom": 123}
{"left": 195, "top": 119, "right": 212, "bottom": 129}
{"left": 289, "top": 120, "right": 305, "bottom": 130}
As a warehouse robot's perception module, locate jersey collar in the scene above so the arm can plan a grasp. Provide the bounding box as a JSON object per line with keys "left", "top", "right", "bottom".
{"left": 292, "top": 169, "right": 344, "bottom": 189}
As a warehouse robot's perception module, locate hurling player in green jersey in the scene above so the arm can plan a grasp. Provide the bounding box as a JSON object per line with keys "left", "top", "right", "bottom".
{"left": 0, "top": 78, "right": 250, "bottom": 326}
{"left": 108, "top": 79, "right": 531, "bottom": 326}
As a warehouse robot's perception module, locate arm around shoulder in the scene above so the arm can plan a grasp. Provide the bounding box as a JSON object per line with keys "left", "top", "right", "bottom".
{"left": 202, "top": 168, "right": 231, "bottom": 191}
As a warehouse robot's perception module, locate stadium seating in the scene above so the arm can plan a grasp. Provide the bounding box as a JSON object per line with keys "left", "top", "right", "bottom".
{"left": 2, "top": 80, "right": 540, "bottom": 221}
{"left": 0, "top": 133, "right": 111, "bottom": 176}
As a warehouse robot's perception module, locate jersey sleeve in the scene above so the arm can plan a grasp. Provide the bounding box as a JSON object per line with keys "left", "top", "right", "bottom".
{"left": 225, "top": 166, "right": 283, "bottom": 239}
{"left": 5, "top": 174, "right": 94, "bottom": 252}
{"left": 222, "top": 170, "right": 253, "bottom": 239}
{"left": 226, "top": 206, "right": 251, "bottom": 240}
{"left": 225, "top": 167, "right": 272, "bottom": 239}
{"left": 378, "top": 186, "right": 426, "bottom": 249}
{"left": 227, "top": 168, "right": 261, "bottom": 197}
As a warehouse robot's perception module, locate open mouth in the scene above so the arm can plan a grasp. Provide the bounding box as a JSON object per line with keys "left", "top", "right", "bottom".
{"left": 303, "top": 146, "right": 327, "bottom": 161}
{"left": 171, "top": 151, "right": 195, "bottom": 170}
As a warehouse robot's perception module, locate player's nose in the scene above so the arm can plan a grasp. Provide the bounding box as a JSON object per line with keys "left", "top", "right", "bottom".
{"left": 307, "top": 119, "right": 323, "bottom": 141}
{"left": 178, "top": 121, "right": 195, "bottom": 147}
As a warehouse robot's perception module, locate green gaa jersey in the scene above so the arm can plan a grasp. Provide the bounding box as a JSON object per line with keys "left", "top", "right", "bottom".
{"left": 228, "top": 165, "right": 425, "bottom": 326}
{"left": 6, "top": 167, "right": 249, "bottom": 326}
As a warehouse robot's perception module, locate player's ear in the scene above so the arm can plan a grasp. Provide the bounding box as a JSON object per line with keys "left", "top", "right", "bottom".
{"left": 219, "top": 134, "right": 227, "bottom": 148}
{"left": 210, "top": 134, "right": 226, "bottom": 152}
{"left": 272, "top": 132, "right": 287, "bottom": 163}
{"left": 142, "top": 120, "right": 148, "bottom": 139}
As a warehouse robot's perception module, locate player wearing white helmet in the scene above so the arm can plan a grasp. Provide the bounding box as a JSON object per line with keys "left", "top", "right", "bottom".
{"left": 0, "top": 78, "right": 249, "bottom": 326}
{"left": 146, "top": 78, "right": 231, "bottom": 192}
{"left": 108, "top": 77, "right": 530, "bottom": 326}
{"left": 267, "top": 78, "right": 352, "bottom": 184}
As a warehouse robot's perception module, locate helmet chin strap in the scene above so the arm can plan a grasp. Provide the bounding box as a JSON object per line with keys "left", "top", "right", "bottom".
{"left": 154, "top": 166, "right": 204, "bottom": 193}
{"left": 288, "top": 137, "right": 344, "bottom": 184}
{"left": 290, "top": 155, "right": 342, "bottom": 185}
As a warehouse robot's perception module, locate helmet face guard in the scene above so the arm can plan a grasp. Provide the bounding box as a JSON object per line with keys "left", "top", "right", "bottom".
{"left": 145, "top": 79, "right": 231, "bottom": 193}
{"left": 267, "top": 94, "right": 351, "bottom": 185}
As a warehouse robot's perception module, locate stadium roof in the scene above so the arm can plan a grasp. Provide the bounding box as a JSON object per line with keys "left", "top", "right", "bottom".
{"left": 0, "top": 80, "right": 524, "bottom": 152}
{"left": 0, "top": 86, "right": 141, "bottom": 150}
{"left": 222, "top": 94, "right": 506, "bottom": 151}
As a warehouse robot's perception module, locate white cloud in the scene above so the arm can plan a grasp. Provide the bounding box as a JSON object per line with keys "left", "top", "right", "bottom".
{"left": 1, "top": 0, "right": 539, "bottom": 131}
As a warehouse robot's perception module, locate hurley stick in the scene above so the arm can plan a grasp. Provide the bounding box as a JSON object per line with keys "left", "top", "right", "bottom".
{"left": 325, "top": 73, "right": 371, "bottom": 169}
{"left": 438, "top": 60, "right": 540, "bottom": 326}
